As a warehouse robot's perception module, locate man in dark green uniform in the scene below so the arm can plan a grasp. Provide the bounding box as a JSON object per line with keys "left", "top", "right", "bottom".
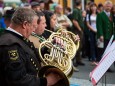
{"left": 0, "top": 7, "right": 62, "bottom": 86}
{"left": 72, "top": 0, "right": 85, "bottom": 67}
{"left": 97, "top": 1, "right": 113, "bottom": 46}
{"left": 96, "top": 1, "right": 114, "bottom": 72}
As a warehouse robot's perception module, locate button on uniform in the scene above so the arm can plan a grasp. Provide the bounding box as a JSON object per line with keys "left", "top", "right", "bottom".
{"left": 32, "top": 61, "right": 35, "bottom": 64}
{"left": 34, "top": 64, "right": 36, "bottom": 67}
{"left": 36, "top": 68, "right": 38, "bottom": 71}
{"left": 31, "top": 45, "right": 33, "bottom": 48}
{"left": 30, "top": 58, "right": 33, "bottom": 61}
{"left": 30, "top": 58, "right": 39, "bottom": 71}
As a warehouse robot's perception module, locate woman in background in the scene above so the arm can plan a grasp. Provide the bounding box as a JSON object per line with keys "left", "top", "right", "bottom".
{"left": 42, "top": 10, "right": 57, "bottom": 39}
{"left": 86, "top": 3, "right": 97, "bottom": 65}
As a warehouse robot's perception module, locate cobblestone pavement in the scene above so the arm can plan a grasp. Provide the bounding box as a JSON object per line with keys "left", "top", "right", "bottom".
{"left": 69, "top": 78, "right": 114, "bottom": 86}
{"left": 69, "top": 58, "right": 115, "bottom": 86}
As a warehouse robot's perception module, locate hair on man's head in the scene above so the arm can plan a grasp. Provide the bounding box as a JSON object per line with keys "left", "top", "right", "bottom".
{"left": 11, "top": 7, "right": 37, "bottom": 25}
{"left": 75, "top": 0, "right": 81, "bottom": 6}
{"left": 35, "top": 11, "right": 45, "bottom": 24}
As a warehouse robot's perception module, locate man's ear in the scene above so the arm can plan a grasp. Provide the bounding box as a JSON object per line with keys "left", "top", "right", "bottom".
{"left": 22, "top": 21, "right": 28, "bottom": 29}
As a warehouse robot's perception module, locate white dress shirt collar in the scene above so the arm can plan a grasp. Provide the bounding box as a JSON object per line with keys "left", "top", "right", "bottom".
{"left": 7, "top": 27, "right": 23, "bottom": 36}
{"left": 104, "top": 10, "right": 110, "bottom": 17}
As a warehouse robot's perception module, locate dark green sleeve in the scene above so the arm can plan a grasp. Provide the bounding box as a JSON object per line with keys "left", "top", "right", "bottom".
{"left": 0, "top": 44, "right": 47, "bottom": 86}
{"left": 0, "top": 28, "right": 5, "bottom": 35}
{"left": 96, "top": 13, "right": 103, "bottom": 38}
{"left": 113, "top": 16, "right": 115, "bottom": 40}
{"left": 72, "top": 9, "right": 79, "bottom": 21}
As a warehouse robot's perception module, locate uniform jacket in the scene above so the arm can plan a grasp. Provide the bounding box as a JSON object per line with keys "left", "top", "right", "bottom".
{"left": 72, "top": 7, "right": 84, "bottom": 32}
{"left": 0, "top": 30, "right": 47, "bottom": 86}
{"left": 96, "top": 11, "right": 113, "bottom": 40}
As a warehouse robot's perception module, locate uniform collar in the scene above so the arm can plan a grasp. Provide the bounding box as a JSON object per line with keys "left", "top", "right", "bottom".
{"left": 7, "top": 27, "right": 23, "bottom": 36}
{"left": 104, "top": 10, "right": 110, "bottom": 17}
{"left": 5, "top": 28, "right": 30, "bottom": 44}
{"left": 31, "top": 32, "right": 45, "bottom": 42}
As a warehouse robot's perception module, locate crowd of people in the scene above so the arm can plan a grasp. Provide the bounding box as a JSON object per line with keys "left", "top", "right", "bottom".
{"left": 71, "top": 0, "right": 115, "bottom": 72}
{"left": 64, "top": 0, "right": 115, "bottom": 69}
{"left": 0, "top": 0, "right": 115, "bottom": 85}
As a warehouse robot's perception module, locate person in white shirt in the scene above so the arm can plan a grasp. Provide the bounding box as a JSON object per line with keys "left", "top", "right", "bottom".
{"left": 86, "top": 3, "right": 97, "bottom": 65}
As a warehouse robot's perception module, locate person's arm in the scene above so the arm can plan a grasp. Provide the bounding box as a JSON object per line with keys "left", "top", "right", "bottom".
{"left": 86, "top": 21, "right": 97, "bottom": 32}
{"left": 2, "top": 44, "right": 47, "bottom": 86}
{"left": 72, "top": 19, "right": 82, "bottom": 31}
{"left": 96, "top": 13, "right": 104, "bottom": 42}
{"left": 72, "top": 9, "right": 82, "bottom": 31}
{"left": 61, "top": 15, "right": 72, "bottom": 28}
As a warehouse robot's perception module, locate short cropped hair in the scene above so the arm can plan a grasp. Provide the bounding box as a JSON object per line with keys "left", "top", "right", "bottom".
{"left": 11, "top": 7, "right": 37, "bottom": 25}
{"left": 75, "top": 0, "right": 81, "bottom": 6}
{"left": 4, "top": 9, "right": 15, "bottom": 19}
{"left": 66, "top": 7, "right": 71, "bottom": 12}
{"left": 35, "top": 11, "right": 45, "bottom": 24}
{"left": 98, "top": 3, "right": 103, "bottom": 8}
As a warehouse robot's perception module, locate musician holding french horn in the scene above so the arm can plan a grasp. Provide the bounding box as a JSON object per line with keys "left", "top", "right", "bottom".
{"left": 0, "top": 7, "right": 69, "bottom": 86}
{"left": 29, "top": 10, "right": 72, "bottom": 86}
{"left": 29, "top": 8, "right": 80, "bottom": 85}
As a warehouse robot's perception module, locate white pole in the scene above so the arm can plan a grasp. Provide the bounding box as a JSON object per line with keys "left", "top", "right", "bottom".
{"left": 82, "top": 0, "right": 85, "bottom": 11}
{"left": 71, "top": 0, "right": 73, "bottom": 11}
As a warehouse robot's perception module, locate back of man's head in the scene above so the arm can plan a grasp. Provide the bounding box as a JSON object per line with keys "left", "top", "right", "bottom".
{"left": 31, "top": 1, "right": 40, "bottom": 8}
{"left": 75, "top": 0, "right": 81, "bottom": 6}
{"left": 4, "top": 9, "right": 15, "bottom": 20}
{"left": 66, "top": 7, "right": 71, "bottom": 12}
{"left": 4, "top": 9, "right": 15, "bottom": 27}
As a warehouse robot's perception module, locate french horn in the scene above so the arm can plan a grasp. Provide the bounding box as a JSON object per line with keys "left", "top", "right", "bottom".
{"left": 39, "top": 41, "right": 73, "bottom": 76}
{"left": 48, "top": 32, "right": 77, "bottom": 59}
{"left": 45, "top": 28, "right": 79, "bottom": 59}
{"left": 57, "top": 28, "right": 80, "bottom": 55}
{"left": 30, "top": 27, "right": 79, "bottom": 79}
{"left": 38, "top": 28, "right": 79, "bottom": 76}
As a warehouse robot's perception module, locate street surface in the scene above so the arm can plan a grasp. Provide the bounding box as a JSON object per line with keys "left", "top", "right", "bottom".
{"left": 70, "top": 58, "right": 115, "bottom": 86}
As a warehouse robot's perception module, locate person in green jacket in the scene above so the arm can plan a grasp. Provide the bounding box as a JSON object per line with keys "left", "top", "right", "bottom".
{"left": 96, "top": 1, "right": 113, "bottom": 48}
{"left": 111, "top": 5, "right": 115, "bottom": 39}
{"left": 111, "top": 5, "right": 115, "bottom": 67}
{"left": 96, "top": 1, "right": 114, "bottom": 72}
{"left": 72, "top": 0, "right": 85, "bottom": 69}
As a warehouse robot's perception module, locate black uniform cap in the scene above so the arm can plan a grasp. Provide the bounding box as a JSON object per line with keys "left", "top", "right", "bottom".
{"left": 31, "top": 1, "right": 40, "bottom": 7}
{"left": 4, "top": 9, "right": 15, "bottom": 19}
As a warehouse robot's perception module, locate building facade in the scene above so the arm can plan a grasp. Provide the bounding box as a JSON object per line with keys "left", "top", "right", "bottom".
{"left": 58, "top": 0, "right": 115, "bottom": 11}
{"left": 95, "top": 0, "right": 115, "bottom": 5}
